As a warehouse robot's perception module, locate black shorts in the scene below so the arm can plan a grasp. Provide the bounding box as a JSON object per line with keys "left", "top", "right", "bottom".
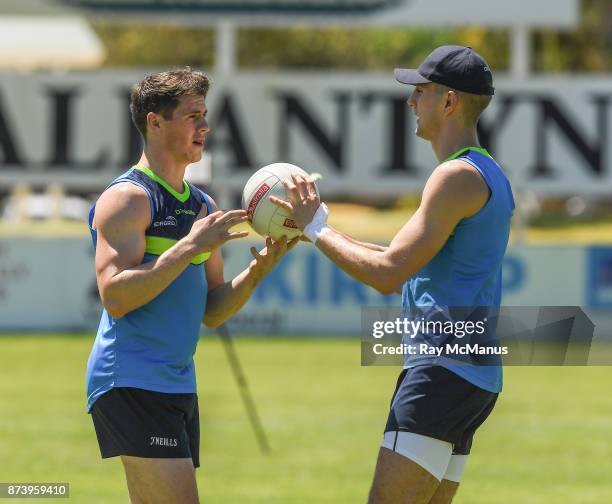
{"left": 384, "top": 365, "right": 498, "bottom": 455}
{"left": 91, "top": 387, "right": 200, "bottom": 467}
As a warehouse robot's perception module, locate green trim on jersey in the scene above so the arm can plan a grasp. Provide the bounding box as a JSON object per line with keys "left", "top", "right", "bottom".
{"left": 134, "top": 165, "right": 191, "bottom": 203}
{"left": 145, "top": 235, "right": 211, "bottom": 265}
{"left": 445, "top": 147, "right": 492, "bottom": 162}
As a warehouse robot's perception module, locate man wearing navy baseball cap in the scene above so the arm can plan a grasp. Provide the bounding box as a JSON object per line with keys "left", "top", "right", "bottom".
{"left": 394, "top": 45, "right": 495, "bottom": 96}
{"left": 270, "top": 45, "right": 513, "bottom": 503}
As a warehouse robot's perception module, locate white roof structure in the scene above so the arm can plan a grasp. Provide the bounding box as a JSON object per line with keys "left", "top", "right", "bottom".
{"left": 61, "top": 0, "right": 579, "bottom": 27}
{"left": 0, "top": 16, "right": 105, "bottom": 70}
{"left": 0, "top": 1, "right": 105, "bottom": 70}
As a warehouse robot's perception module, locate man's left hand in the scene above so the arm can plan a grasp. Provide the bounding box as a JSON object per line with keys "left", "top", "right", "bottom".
{"left": 248, "top": 236, "right": 299, "bottom": 284}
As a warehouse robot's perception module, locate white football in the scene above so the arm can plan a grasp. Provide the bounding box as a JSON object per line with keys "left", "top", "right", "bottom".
{"left": 242, "top": 163, "right": 319, "bottom": 241}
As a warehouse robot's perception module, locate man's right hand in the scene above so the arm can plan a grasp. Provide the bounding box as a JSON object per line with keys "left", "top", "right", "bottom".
{"left": 186, "top": 208, "right": 249, "bottom": 253}
{"left": 269, "top": 173, "right": 321, "bottom": 231}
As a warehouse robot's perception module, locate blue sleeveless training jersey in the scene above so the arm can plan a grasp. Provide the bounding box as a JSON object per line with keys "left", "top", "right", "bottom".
{"left": 86, "top": 165, "right": 213, "bottom": 411}
{"left": 402, "top": 148, "right": 514, "bottom": 393}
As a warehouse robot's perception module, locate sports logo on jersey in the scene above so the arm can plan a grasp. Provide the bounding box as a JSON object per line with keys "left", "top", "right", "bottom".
{"left": 175, "top": 208, "right": 196, "bottom": 216}
{"left": 153, "top": 216, "right": 178, "bottom": 227}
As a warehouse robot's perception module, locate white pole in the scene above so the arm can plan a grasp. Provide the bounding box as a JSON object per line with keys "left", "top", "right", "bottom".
{"left": 510, "top": 25, "right": 532, "bottom": 244}
{"left": 510, "top": 25, "right": 530, "bottom": 79}
{"left": 212, "top": 21, "right": 237, "bottom": 208}
{"left": 214, "top": 21, "right": 237, "bottom": 76}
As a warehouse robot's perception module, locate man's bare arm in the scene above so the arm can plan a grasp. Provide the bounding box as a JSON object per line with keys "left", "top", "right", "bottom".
{"left": 272, "top": 163, "right": 488, "bottom": 295}
{"left": 94, "top": 184, "right": 248, "bottom": 319}
{"left": 316, "top": 162, "right": 488, "bottom": 293}
{"left": 333, "top": 229, "right": 388, "bottom": 252}
{"left": 201, "top": 199, "right": 297, "bottom": 328}
{"left": 203, "top": 237, "right": 296, "bottom": 328}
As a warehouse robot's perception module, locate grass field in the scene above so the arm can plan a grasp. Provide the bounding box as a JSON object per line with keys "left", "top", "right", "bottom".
{"left": 1, "top": 336, "right": 612, "bottom": 503}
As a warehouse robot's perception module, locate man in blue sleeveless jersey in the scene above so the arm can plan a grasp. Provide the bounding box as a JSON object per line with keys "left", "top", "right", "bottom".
{"left": 271, "top": 46, "right": 514, "bottom": 503}
{"left": 87, "top": 68, "right": 293, "bottom": 504}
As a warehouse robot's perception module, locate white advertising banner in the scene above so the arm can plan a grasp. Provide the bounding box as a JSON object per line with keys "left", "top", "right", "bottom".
{"left": 0, "top": 237, "right": 96, "bottom": 331}
{"left": 1, "top": 238, "right": 610, "bottom": 334}
{"left": 1, "top": 71, "right": 611, "bottom": 197}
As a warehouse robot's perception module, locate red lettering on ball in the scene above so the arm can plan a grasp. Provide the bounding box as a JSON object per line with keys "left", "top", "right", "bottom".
{"left": 247, "top": 183, "right": 271, "bottom": 220}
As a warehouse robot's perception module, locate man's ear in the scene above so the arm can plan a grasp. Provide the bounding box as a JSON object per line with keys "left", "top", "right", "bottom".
{"left": 146, "top": 112, "right": 161, "bottom": 135}
{"left": 444, "top": 90, "right": 459, "bottom": 116}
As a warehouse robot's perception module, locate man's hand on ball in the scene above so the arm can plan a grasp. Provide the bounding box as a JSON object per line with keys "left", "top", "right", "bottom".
{"left": 187, "top": 208, "right": 249, "bottom": 253}
{"left": 269, "top": 173, "right": 321, "bottom": 230}
{"left": 248, "top": 236, "right": 299, "bottom": 283}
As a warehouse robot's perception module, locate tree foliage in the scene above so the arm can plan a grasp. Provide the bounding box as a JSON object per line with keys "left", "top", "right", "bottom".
{"left": 237, "top": 27, "right": 509, "bottom": 70}
{"left": 94, "top": 23, "right": 214, "bottom": 69}
{"left": 533, "top": 0, "right": 612, "bottom": 72}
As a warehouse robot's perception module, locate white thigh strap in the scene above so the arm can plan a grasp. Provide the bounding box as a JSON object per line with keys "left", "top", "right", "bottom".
{"left": 442, "top": 454, "right": 469, "bottom": 483}
{"left": 382, "top": 431, "right": 453, "bottom": 481}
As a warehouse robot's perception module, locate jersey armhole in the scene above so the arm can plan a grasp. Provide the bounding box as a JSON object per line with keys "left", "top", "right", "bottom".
{"left": 195, "top": 187, "right": 214, "bottom": 216}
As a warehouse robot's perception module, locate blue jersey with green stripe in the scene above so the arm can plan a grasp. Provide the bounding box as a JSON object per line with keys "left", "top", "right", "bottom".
{"left": 86, "top": 165, "right": 212, "bottom": 411}
{"left": 402, "top": 148, "right": 514, "bottom": 393}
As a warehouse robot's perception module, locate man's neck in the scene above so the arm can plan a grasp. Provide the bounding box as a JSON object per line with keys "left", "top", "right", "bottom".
{"left": 137, "top": 146, "right": 187, "bottom": 193}
{"left": 431, "top": 122, "right": 480, "bottom": 163}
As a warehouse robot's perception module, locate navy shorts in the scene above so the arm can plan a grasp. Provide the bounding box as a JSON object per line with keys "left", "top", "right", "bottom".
{"left": 384, "top": 365, "right": 498, "bottom": 455}
{"left": 91, "top": 387, "right": 200, "bottom": 467}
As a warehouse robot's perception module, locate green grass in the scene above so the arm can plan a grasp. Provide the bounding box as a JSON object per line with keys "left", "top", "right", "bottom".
{"left": 1, "top": 336, "right": 612, "bottom": 503}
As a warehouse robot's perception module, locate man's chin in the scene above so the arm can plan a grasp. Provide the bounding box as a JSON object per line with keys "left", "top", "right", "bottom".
{"left": 415, "top": 128, "right": 430, "bottom": 141}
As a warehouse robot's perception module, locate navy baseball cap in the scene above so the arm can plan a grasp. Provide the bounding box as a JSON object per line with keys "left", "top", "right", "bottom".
{"left": 394, "top": 45, "right": 494, "bottom": 96}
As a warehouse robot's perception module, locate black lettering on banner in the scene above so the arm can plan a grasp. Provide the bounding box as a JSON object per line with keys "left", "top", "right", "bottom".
{"left": 0, "top": 89, "right": 24, "bottom": 165}
{"left": 206, "top": 93, "right": 255, "bottom": 169}
{"left": 359, "top": 92, "right": 420, "bottom": 175}
{"left": 530, "top": 94, "right": 611, "bottom": 177}
{"left": 118, "top": 88, "right": 143, "bottom": 167}
{"left": 477, "top": 94, "right": 520, "bottom": 154}
{"left": 276, "top": 91, "right": 350, "bottom": 171}
{"left": 45, "top": 88, "right": 110, "bottom": 169}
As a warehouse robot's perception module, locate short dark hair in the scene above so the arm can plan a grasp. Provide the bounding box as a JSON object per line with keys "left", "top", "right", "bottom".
{"left": 459, "top": 92, "right": 492, "bottom": 125}
{"left": 434, "top": 83, "right": 491, "bottom": 125}
{"left": 130, "top": 67, "right": 211, "bottom": 140}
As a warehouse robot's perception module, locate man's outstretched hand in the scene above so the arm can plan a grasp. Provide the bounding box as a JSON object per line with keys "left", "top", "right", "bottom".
{"left": 248, "top": 236, "right": 299, "bottom": 284}
{"left": 187, "top": 208, "right": 249, "bottom": 253}
{"left": 268, "top": 173, "right": 321, "bottom": 231}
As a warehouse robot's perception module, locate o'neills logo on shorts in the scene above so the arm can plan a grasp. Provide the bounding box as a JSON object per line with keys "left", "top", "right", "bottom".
{"left": 247, "top": 183, "right": 270, "bottom": 220}
{"left": 150, "top": 436, "right": 178, "bottom": 447}
{"left": 283, "top": 218, "right": 298, "bottom": 229}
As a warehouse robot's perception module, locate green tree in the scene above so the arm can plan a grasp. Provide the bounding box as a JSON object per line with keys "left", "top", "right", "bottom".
{"left": 533, "top": 0, "right": 612, "bottom": 72}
